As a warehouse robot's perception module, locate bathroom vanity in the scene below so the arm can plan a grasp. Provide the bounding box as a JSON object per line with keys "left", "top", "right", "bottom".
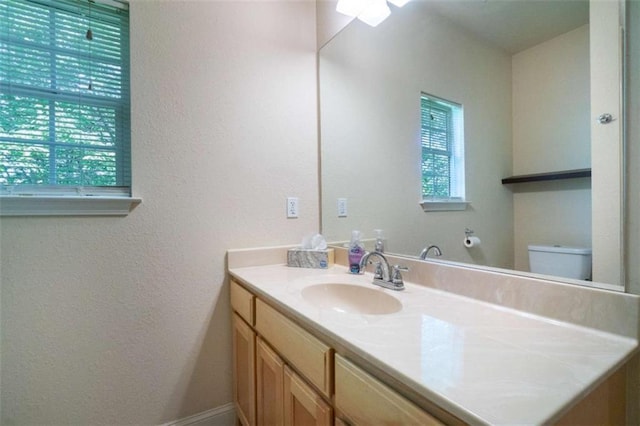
{"left": 228, "top": 246, "right": 639, "bottom": 425}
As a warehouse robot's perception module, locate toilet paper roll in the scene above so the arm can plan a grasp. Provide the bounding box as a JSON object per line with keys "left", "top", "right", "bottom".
{"left": 464, "top": 236, "right": 481, "bottom": 248}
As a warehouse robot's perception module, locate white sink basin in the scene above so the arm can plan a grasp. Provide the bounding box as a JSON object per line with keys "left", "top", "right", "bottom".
{"left": 301, "top": 283, "right": 402, "bottom": 315}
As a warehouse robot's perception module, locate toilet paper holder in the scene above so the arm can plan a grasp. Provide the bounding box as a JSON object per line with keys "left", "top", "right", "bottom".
{"left": 464, "top": 228, "right": 481, "bottom": 248}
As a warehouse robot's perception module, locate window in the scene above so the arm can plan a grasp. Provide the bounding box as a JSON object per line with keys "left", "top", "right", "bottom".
{"left": 0, "top": 0, "right": 136, "bottom": 215}
{"left": 420, "top": 93, "right": 466, "bottom": 211}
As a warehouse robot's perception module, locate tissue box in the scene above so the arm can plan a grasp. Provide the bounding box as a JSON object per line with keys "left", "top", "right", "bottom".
{"left": 287, "top": 248, "right": 334, "bottom": 269}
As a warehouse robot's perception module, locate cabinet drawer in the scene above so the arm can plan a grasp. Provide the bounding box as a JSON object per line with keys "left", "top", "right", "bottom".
{"left": 335, "top": 354, "right": 443, "bottom": 426}
{"left": 231, "top": 280, "right": 255, "bottom": 325}
{"left": 255, "top": 299, "right": 333, "bottom": 397}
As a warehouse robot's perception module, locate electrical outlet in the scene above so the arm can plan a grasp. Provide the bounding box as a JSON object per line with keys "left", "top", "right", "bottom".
{"left": 287, "top": 197, "right": 299, "bottom": 218}
{"left": 338, "top": 198, "right": 347, "bottom": 217}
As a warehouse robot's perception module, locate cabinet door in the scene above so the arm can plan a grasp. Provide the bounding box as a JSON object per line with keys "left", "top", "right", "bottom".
{"left": 284, "top": 365, "right": 332, "bottom": 426}
{"left": 256, "top": 337, "right": 285, "bottom": 426}
{"left": 232, "top": 314, "right": 256, "bottom": 426}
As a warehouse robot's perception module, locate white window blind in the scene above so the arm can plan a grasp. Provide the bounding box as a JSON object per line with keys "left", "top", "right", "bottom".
{"left": 421, "top": 93, "right": 464, "bottom": 202}
{"left": 0, "top": 0, "right": 130, "bottom": 197}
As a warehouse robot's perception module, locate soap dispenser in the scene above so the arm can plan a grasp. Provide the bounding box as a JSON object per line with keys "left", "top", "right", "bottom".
{"left": 348, "top": 230, "right": 365, "bottom": 274}
{"left": 374, "top": 229, "right": 385, "bottom": 253}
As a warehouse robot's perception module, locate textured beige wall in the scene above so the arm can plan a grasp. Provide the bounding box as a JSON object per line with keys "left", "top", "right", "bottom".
{"left": 320, "top": 2, "right": 514, "bottom": 268}
{"left": 511, "top": 25, "right": 591, "bottom": 272}
{"left": 0, "top": 1, "right": 318, "bottom": 424}
{"left": 512, "top": 25, "right": 591, "bottom": 175}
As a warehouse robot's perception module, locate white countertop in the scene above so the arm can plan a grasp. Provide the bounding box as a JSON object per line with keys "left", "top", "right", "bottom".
{"left": 229, "top": 263, "right": 638, "bottom": 425}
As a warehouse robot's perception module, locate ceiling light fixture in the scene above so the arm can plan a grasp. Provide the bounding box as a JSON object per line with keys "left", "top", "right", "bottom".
{"left": 336, "top": 0, "right": 410, "bottom": 27}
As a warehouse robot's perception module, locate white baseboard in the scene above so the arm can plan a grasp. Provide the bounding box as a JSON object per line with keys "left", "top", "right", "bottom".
{"left": 161, "top": 403, "right": 236, "bottom": 426}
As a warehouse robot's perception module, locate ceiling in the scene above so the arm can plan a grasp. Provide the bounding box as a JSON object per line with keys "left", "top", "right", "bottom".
{"left": 422, "top": 0, "right": 590, "bottom": 54}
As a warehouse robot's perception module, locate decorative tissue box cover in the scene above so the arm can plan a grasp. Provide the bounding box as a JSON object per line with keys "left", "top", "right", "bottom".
{"left": 287, "top": 248, "right": 334, "bottom": 269}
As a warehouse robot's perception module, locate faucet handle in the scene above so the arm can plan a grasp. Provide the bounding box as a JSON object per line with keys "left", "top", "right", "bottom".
{"left": 391, "top": 265, "right": 409, "bottom": 286}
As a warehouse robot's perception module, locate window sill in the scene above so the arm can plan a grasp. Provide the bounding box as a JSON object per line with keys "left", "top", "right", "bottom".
{"left": 420, "top": 199, "right": 469, "bottom": 212}
{"left": 0, "top": 196, "right": 142, "bottom": 217}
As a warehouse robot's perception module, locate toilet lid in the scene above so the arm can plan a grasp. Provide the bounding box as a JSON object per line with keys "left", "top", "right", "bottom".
{"left": 528, "top": 244, "right": 592, "bottom": 255}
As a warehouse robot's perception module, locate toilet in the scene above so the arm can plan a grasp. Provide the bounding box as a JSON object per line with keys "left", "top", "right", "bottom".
{"left": 527, "top": 244, "right": 592, "bottom": 280}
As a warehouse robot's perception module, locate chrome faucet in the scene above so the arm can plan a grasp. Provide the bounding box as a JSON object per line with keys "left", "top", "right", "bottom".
{"left": 358, "top": 251, "right": 407, "bottom": 291}
{"left": 419, "top": 244, "right": 442, "bottom": 260}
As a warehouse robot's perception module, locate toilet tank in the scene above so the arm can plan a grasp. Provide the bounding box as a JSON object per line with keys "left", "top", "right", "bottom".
{"left": 527, "top": 245, "right": 592, "bottom": 280}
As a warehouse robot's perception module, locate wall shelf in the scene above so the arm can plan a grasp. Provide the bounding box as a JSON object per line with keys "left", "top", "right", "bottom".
{"left": 501, "top": 168, "right": 591, "bottom": 184}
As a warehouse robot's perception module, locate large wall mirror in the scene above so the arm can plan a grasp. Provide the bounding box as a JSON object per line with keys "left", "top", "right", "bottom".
{"left": 319, "top": 0, "right": 627, "bottom": 291}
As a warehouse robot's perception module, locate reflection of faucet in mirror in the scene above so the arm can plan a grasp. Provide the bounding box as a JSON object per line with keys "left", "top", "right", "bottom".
{"left": 359, "top": 251, "right": 407, "bottom": 291}
{"left": 420, "top": 245, "right": 442, "bottom": 260}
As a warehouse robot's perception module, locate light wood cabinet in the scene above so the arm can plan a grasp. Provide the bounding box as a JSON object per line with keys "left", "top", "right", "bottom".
{"left": 256, "top": 337, "right": 285, "bottom": 426}
{"left": 232, "top": 313, "right": 255, "bottom": 426}
{"left": 335, "top": 354, "right": 443, "bottom": 426}
{"left": 284, "top": 365, "right": 333, "bottom": 426}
